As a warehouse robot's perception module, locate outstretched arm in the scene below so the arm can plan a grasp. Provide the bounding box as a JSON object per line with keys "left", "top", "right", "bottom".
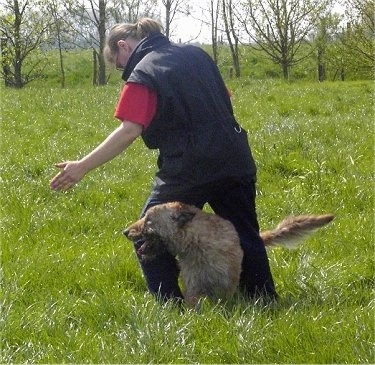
{"left": 50, "top": 121, "right": 143, "bottom": 191}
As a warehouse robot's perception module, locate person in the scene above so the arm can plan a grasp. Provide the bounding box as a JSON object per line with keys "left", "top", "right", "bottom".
{"left": 50, "top": 18, "right": 278, "bottom": 303}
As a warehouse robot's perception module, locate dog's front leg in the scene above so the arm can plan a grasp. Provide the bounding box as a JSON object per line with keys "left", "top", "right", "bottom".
{"left": 184, "top": 289, "right": 204, "bottom": 309}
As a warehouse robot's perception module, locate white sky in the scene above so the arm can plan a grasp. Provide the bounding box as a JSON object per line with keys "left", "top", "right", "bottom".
{"left": 168, "top": 1, "right": 345, "bottom": 44}
{"left": 172, "top": 18, "right": 212, "bottom": 44}
{"left": 154, "top": 0, "right": 213, "bottom": 44}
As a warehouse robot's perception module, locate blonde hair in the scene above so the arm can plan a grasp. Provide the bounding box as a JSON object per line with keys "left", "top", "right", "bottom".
{"left": 104, "top": 18, "right": 163, "bottom": 64}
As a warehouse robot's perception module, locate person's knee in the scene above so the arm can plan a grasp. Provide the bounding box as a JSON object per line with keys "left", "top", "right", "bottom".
{"left": 140, "top": 253, "right": 183, "bottom": 299}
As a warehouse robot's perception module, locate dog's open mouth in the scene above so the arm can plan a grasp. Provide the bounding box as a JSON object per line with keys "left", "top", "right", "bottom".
{"left": 135, "top": 236, "right": 167, "bottom": 262}
{"left": 136, "top": 245, "right": 158, "bottom": 262}
{"left": 136, "top": 244, "right": 148, "bottom": 257}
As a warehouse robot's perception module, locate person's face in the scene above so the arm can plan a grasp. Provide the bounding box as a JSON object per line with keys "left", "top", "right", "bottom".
{"left": 115, "top": 39, "right": 134, "bottom": 70}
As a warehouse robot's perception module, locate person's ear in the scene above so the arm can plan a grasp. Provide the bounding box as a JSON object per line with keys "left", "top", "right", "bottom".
{"left": 117, "top": 40, "right": 126, "bottom": 49}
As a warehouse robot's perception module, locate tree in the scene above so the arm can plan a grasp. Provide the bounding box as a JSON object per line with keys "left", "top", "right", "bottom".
{"left": 94, "top": 0, "right": 106, "bottom": 85}
{"left": 313, "top": 13, "right": 342, "bottom": 81}
{"left": 341, "top": 0, "right": 374, "bottom": 73}
{"left": 73, "top": 0, "right": 108, "bottom": 86}
{"left": 47, "top": 0, "right": 65, "bottom": 87}
{"left": 160, "top": 0, "right": 188, "bottom": 39}
{"left": 65, "top": 0, "right": 158, "bottom": 85}
{"left": 209, "top": 0, "right": 221, "bottom": 63}
{"left": 237, "top": 0, "right": 331, "bottom": 80}
{"left": 108, "top": 0, "right": 158, "bottom": 24}
{"left": 65, "top": 0, "right": 114, "bottom": 86}
{"left": 222, "top": 0, "right": 241, "bottom": 77}
{"left": 0, "top": 0, "right": 51, "bottom": 88}
{"left": 46, "top": 0, "right": 76, "bottom": 88}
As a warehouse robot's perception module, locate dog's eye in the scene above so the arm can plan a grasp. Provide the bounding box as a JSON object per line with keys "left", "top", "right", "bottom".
{"left": 145, "top": 220, "right": 154, "bottom": 233}
{"left": 144, "top": 223, "right": 155, "bottom": 235}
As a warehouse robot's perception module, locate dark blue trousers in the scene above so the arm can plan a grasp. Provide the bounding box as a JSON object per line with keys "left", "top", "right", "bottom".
{"left": 135, "top": 176, "right": 277, "bottom": 302}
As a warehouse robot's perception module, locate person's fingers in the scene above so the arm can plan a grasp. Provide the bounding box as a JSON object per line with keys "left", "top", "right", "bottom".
{"left": 50, "top": 161, "right": 84, "bottom": 191}
{"left": 59, "top": 178, "right": 74, "bottom": 191}
{"left": 51, "top": 178, "right": 72, "bottom": 191}
{"left": 54, "top": 162, "right": 68, "bottom": 169}
{"left": 50, "top": 170, "right": 69, "bottom": 190}
{"left": 50, "top": 162, "right": 72, "bottom": 190}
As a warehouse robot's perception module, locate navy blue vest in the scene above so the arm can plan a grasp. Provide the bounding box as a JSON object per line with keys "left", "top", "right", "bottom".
{"left": 122, "top": 33, "right": 257, "bottom": 191}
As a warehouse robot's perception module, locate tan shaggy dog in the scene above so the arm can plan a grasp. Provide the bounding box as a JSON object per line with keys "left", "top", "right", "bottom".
{"left": 124, "top": 202, "right": 334, "bottom": 307}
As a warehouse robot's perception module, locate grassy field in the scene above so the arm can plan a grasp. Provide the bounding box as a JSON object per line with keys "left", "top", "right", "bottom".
{"left": 1, "top": 79, "right": 374, "bottom": 363}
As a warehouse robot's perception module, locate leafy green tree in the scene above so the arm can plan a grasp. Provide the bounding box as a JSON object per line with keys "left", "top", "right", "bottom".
{"left": 341, "top": 0, "right": 374, "bottom": 76}
{"left": 0, "top": 0, "right": 51, "bottom": 88}
{"left": 313, "top": 13, "right": 342, "bottom": 81}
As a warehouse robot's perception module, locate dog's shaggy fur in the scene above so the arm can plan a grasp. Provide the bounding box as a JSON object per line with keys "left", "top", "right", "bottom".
{"left": 124, "top": 202, "right": 334, "bottom": 307}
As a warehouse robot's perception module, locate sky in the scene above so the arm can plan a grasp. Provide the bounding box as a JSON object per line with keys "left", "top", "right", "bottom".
{"left": 168, "top": 3, "right": 213, "bottom": 44}
{"left": 169, "top": 1, "right": 345, "bottom": 44}
{"left": 172, "top": 17, "right": 212, "bottom": 44}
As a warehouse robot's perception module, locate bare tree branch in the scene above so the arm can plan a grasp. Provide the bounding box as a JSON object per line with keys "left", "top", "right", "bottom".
{"left": 236, "top": 0, "right": 331, "bottom": 79}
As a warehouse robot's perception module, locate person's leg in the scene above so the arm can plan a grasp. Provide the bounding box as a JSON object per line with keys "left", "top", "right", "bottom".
{"left": 208, "top": 177, "right": 278, "bottom": 300}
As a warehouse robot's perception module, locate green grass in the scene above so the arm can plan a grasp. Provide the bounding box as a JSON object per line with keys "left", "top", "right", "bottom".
{"left": 1, "top": 79, "right": 374, "bottom": 363}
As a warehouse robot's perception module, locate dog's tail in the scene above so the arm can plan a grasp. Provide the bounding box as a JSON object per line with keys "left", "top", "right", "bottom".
{"left": 260, "top": 214, "right": 334, "bottom": 249}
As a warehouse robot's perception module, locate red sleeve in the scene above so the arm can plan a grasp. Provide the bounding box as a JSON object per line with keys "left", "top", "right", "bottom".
{"left": 114, "top": 82, "right": 157, "bottom": 130}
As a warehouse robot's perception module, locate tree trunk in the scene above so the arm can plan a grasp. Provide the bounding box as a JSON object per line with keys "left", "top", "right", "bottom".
{"left": 233, "top": 41, "right": 240, "bottom": 77}
{"left": 13, "top": 0, "right": 23, "bottom": 88}
{"left": 93, "top": 50, "right": 98, "bottom": 85}
{"left": 318, "top": 63, "right": 326, "bottom": 82}
{"left": 97, "top": 0, "right": 106, "bottom": 85}
{"left": 98, "top": 52, "right": 106, "bottom": 85}
{"left": 210, "top": 0, "right": 220, "bottom": 64}
{"left": 222, "top": 0, "right": 240, "bottom": 77}
{"left": 282, "top": 62, "right": 289, "bottom": 80}
{"left": 1, "top": 37, "right": 12, "bottom": 87}
{"left": 58, "top": 46, "right": 65, "bottom": 88}
{"left": 14, "top": 48, "right": 23, "bottom": 88}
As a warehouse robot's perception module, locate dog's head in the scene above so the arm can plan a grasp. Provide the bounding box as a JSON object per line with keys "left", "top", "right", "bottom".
{"left": 123, "top": 217, "right": 164, "bottom": 260}
{"left": 123, "top": 202, "right": 197, "bottom": 258}
{"left": 124, "top": 202, "right": 197, "bottom": 240}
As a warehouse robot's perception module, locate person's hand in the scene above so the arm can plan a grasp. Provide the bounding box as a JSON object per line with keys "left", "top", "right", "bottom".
{"left": 50, "top": 161, "right": 87, "bottom": 191}
{"left": 49, "top": 122, "right": 142, "bottom": 192}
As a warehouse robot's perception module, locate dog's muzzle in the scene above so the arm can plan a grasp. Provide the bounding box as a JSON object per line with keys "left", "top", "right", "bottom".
{"left": 123, "top": 228, "right": 130, "bottom": 238}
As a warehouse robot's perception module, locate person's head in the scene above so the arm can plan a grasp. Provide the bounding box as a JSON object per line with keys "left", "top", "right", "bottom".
{"left": 104, "top": 18, "right": 163, "bottom": 70}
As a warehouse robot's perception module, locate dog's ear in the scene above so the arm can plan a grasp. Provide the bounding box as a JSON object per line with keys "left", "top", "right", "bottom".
{"left": 171, "top": 211, "right": 195, "bottom": 228}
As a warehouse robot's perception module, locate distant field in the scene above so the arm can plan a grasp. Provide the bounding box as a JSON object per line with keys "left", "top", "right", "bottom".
{"left": 1, "top": 79, "right": 373, "bottom": 363}
{"left": 30, "top": 44, "right": 371, "bottom": 90}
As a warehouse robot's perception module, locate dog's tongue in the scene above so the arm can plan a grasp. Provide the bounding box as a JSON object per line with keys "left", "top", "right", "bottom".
{"left": 137, "top": 246, "right": 144, "bottom": 256}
